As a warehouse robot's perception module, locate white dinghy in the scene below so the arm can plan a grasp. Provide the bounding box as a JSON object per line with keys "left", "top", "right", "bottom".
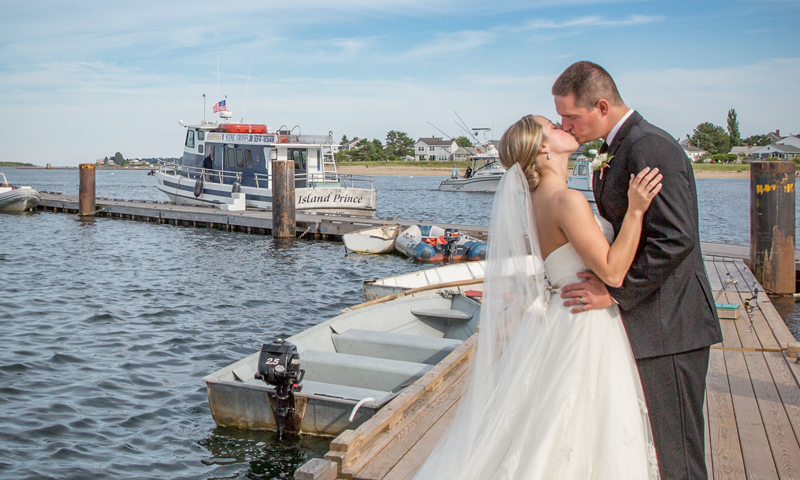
{"left": 343, "top": 225, "right": 404, "bottom": 254}
{"left": 0, "top": 173, "right": 41, "bottom": 212}
{"left": 362, "top": 261, "right": 485, "bottom": 301}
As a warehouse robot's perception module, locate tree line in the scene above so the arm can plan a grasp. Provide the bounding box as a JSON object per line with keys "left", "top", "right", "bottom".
{"left": 335, "top": 131, "right": 474, "bottom": 162}
{"left": 687, "top": 108, "right": 775, "bottom": 156}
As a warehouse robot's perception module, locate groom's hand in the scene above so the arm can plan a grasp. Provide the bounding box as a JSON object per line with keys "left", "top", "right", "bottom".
{"left": 560, "top": 271, "right": 616, "bottom": 313}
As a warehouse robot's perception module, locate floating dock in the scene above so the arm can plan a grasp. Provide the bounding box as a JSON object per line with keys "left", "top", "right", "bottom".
{"left": 34, "top": 193, "right": 800, "bottom": 273}
{"left": 296, "top": 256, "right": 800, "bottom": 480}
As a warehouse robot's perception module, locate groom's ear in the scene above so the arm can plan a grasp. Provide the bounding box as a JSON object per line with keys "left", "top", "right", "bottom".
{"left": 596, "top": 99, "right": 610, "bottom": 116}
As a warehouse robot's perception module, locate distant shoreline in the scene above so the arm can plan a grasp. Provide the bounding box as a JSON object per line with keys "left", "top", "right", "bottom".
{"left": 336, "top": 164, "right": 755, "bottom": 179}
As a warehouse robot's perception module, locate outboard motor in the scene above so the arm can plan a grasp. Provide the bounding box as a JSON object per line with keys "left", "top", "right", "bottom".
{"left": 254, "top": 339, "right": 304, "bottom": 440}
{"left": 443, "top": 228, "right": 460, "bottom": 263}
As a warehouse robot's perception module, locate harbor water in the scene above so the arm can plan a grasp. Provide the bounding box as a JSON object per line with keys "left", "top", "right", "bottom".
{"left": 1, "top": 167, "right": 797, "bottom": 479}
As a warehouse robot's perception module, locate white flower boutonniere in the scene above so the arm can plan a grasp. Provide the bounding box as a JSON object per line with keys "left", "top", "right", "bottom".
{"left": 590, "top": 153, "right": 613, "bottom": 180}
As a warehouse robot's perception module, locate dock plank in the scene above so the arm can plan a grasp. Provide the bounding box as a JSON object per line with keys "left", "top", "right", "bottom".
{"left": 744, "top": 351, "right": 800, "bottom": 479}
{"left": 725, "top": 350, "right": 779, "bottom": 479}
{"left": 383, "top": 401, "right": 461, "bottom": 480}
{"left": 706, "top": 349, "right": 745, "bottom": 479}
{"left": 726, "top": 291, "right": 764, "bottom": 351}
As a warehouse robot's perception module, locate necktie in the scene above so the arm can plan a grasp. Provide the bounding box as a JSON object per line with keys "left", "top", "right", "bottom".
{"left": 599, "top": 141, "right": 609, "bottom": 154}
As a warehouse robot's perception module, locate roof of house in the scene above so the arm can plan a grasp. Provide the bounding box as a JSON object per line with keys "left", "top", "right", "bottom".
{"left": 753, "top": 143, "right": 800, "bottom": 154}
{"left": 683, "top": 145, "right": 707, "bottom": 153}
{"left": 730, "top": 146, "right": 758, "bottom": 155}
{"left": 417, "top": 137, "right": 456, "bottom": 146}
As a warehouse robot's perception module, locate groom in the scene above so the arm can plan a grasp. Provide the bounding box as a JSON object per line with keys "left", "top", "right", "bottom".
{"left": 553, "top": 61, "right": 722, "bottom": 479}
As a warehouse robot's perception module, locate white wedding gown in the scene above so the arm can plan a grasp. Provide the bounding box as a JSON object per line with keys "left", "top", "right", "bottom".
{"left": 415, "top": 215, "right": 659, "bottom": 479}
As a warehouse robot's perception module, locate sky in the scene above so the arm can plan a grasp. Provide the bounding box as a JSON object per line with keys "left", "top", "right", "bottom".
{"left": 1, "top": 0, "right": 798, "bottom": 166}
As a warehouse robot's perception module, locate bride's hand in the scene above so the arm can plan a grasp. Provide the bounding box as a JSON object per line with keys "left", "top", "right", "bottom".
{"left": 627, "top": 167, "right": 662, "bottom": 215}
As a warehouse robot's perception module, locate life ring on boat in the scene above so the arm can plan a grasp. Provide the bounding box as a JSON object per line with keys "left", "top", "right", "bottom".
{"left": 279, "top": 136, "right": 289, "bottom": 143}
{"left": 231, "top": 181, "right": 241, "bottom": 193}
{"left": 194, "top": 178, "right": 204, "bottom": 197}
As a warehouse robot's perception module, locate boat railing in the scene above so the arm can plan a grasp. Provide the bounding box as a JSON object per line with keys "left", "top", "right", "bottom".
{"left": 0, "top": 173, "right": 8, "bottom": 187}
{"left": 160, "top": 163, "right": 242, "bottom": 184}
{"left": 252, "top": 172, "right": 374, "bottom": 190}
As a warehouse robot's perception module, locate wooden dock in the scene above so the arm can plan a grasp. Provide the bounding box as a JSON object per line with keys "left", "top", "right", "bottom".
{"left": 35, "top": 193, "right": 489, "bottom": 241}
{"left": 33, "top": 193, "right": 800, "bottom": 274}
{"left": 296, "top": 256, "right": 800, "bottom": 480}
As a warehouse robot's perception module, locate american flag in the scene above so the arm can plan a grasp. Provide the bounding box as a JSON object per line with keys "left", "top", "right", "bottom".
{"left": 213, "top": 100, "right": 227, "bottom": 113}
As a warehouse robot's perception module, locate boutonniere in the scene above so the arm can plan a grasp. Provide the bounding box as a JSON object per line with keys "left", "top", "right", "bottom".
{"left": 590, "top": 153, "right": 614, "bottom": 180}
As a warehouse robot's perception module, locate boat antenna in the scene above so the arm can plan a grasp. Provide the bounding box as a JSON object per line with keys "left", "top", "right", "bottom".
{"left": 241, "top": 55, "right": 253, "bottom": 123}
{"left": 426, "top": 121, "right": 453, "bottom": 140}
{"left": 203, "top": 94, "right": 206, "bottom": 123}
{"left": 216, "top": 53, "right": 220, "bottom": 119}
{"left": 453, "top": 111, "right": 481, "bottom": 144}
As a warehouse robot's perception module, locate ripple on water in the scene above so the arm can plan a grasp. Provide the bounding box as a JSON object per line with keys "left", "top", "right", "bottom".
{"left": 1, "top": 173, "right": 797, "bottom": 479}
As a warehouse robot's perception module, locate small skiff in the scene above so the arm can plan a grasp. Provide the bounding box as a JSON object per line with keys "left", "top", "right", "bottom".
{"left": 203, "top": 291, "right": 480, "bottom": 437}
{"left": 343, "top": 225, "right": 404, "bottom": 254}
{"left": 0, "top": 173, "right": 41, "bottom": 213}
{"left": 363, "top": 261, "right": 486, "bottom": 301}
{"left": 395, "top": 225, "right": 487, "bottom": 262}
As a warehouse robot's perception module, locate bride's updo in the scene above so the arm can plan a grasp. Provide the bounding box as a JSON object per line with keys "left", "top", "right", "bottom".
{"left": 498, "top": 115, "right": 544, "bottom": 190}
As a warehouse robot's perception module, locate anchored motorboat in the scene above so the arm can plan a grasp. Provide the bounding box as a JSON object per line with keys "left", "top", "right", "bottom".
{"left": 439, "top": 127, "right": 504, "bottom": 193}
{"left": 0, "top": 173, "right": 41, "bottom": 212}
{"left": 156, "top": 111, "right": 376, "bottom": 215}
{"left": 203, "top": 291, "right": 480, "bottom": 437}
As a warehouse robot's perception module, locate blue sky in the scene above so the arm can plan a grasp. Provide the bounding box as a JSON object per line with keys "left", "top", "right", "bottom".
{"left": 2, "top": 0, "right": 798, "bottom": 166}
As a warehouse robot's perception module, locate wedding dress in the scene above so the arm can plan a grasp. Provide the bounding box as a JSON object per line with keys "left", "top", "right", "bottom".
{"left": 414, "top": 164, "right": 658, "bottom": 479}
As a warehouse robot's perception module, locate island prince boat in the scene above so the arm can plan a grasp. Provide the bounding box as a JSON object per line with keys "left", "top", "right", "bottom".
{"left": 156, "top": 116, "right": 376, "bottom": 215}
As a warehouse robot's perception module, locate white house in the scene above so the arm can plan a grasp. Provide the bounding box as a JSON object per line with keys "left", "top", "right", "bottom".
{"left": 340, "top": 137, "right": 361, "bottom": 151}
{"left": 730, "top": 146, "right": 758, "bottom": 157}
{"left": 683, "top": 145, "right": 707, "bottom": 163}
{"left": 415, "top": 137, "right": 458, "bottom": 161}
{"left": 751, "top": 143, "right": 800, "bottom": 160}
{"left": 776, "top": 134, "right": 800, "bottom": 149}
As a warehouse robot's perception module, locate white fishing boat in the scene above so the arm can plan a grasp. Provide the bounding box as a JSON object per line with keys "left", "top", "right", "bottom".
{"left": 343, "top": 225, "right": 404, "bottom": 254}
{"left": 567, "top": 160, "right": 595, "bottom": 202}
{"left": 362, "top": 261, "right": 485, "bottom": 301}
{"left": 439, "top": 127, "right": 504, "bottom": 193}
{"left": 156, "top": 111, "right": 376, "bottom": 215}
{"left": 203, "top": 291, "right": 480, "bottom": 437}
{"left": 0, "top": 173, "right": 41, "bottom": 212}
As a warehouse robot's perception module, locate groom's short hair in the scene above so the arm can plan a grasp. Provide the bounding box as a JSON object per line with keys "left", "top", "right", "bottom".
{"left": 552, "top": 61, "right": 624, "bottom": 110}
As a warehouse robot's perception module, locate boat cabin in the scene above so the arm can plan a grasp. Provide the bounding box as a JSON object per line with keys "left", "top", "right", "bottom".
{"left": 178, "top": 124, "right": 336, "bottom": 189}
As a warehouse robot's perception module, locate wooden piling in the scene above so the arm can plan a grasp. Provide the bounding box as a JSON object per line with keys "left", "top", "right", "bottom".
{"left": 272, "top": 159, "right": 296, "bottom": 238}
{"left": 78, "top": 163, "right": 96, "bottom": 216}
{"left": 750, "top": 161, "right": 796, "bottom": 294}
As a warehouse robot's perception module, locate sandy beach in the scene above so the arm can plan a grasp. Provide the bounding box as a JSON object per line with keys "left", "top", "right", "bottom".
{"left": 336, "top": 164, "right": 751, "bottom": 179}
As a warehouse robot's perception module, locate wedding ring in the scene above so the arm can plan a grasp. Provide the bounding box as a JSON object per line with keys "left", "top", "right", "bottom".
{"left": 579, "top": 296, "right": 584, "bottom": 305}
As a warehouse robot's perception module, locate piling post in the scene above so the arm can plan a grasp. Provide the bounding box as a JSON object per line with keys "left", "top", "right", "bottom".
{"left": 79, "top": 163, "right": 96, "bottom": 216}
{"left": 750, "top": 160, "right": 796, "bottom": 294}
{"left": 272, "top": 159, "right": 296, "bottom": 238}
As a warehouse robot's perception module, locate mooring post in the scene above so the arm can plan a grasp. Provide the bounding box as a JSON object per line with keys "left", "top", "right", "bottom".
{"left": 78, "top": 163, "right": 96, "bottom": 216}
{"left": 272, "top": 158, "right": 296, "bottom": 238}
{"left": 750, "top": 160, "right": 796, "bottom": 294}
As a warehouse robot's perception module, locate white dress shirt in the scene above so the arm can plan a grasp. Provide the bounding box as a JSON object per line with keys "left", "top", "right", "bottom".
{"left": 604, "top": 109, "right": 635, "bottom": 146}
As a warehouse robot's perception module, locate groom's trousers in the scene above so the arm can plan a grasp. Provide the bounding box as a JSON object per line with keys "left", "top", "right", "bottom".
{"left": 636, "top": 347, "right": 710, "bottom": 480}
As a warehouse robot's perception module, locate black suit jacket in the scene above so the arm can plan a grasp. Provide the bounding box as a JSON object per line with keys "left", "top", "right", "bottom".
{"left": 593, "top": 111, "right": 722, "bottom": 359}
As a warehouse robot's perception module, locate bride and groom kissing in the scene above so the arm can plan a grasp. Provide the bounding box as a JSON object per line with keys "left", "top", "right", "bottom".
{"left": 414, "top": 61, "right": 723, "bottom": 479}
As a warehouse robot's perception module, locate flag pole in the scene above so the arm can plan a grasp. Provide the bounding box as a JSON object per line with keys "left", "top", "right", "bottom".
{"left": 203, "top": 94, "right": 206, "bottom": 123}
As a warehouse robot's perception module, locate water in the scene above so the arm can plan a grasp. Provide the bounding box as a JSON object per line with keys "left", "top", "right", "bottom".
{"left": 1, "top": 168, "right": 797, "bottom": 479}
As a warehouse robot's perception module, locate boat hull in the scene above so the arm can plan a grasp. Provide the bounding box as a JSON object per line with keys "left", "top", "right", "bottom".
{"left": 395, "top": 225, "right": 487, "bottom": 262}
{"left": 363, "top": 261, "right": 486, "bottom": 301}
{"left": 0, "top": 187, "right": 41, "bottom": 212}
{"left": 343, "top": 225, "right": 403, "bottom": 254}
{"left": 203, "top": 293, "right": 480, "bottom": 436}
{"left": 439, "top": 175, "right": 501, "bottom": 192}
{"left": 156, "top": 171, "right": 376, "bottom": 216}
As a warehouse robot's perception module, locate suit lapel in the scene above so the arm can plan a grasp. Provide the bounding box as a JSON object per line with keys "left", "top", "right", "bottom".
{"left": 594, "top": 111, "right": 642, "bottom": 216}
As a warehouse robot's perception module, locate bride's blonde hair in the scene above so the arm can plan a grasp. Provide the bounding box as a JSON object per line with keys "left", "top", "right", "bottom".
{"left": 498, "top": 115, "right": 544, "bottom": 190}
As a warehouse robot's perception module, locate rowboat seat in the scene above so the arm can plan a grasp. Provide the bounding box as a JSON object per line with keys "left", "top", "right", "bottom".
{"left": 300, "top": 350, "right": 433, "bottom": 393}
{"left": 411, "top": 308, "right": 473, "bottom": 322}
{"left": 298, "top": 380, "right": 391, "bottom": 403}
{"left": 332, "top": 329, "right": 463, "bottom": 365}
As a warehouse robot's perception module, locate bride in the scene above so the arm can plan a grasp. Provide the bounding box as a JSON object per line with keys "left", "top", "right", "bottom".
{"left": 414, "top": 115, "right": 662, "bottom": 479}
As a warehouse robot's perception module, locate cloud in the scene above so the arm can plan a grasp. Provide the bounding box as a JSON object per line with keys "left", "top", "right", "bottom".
{"left": 524, "top": 14, "right": 663, "bottom": 30}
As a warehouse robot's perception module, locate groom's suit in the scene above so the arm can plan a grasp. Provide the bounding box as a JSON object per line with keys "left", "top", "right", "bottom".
{"left": 593, "top": 111, "right": 722, "bottom": 479}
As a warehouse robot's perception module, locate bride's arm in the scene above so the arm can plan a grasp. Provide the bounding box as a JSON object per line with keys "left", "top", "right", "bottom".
{"left": 557, "top": 168, "right": 662, "bottom": 288}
